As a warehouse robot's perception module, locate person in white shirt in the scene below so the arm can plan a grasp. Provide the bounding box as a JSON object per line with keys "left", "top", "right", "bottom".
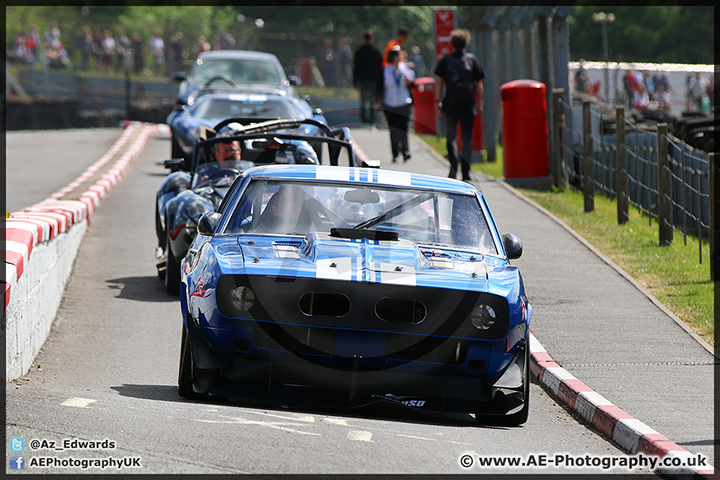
{"left": 381, "top": 46, "right": 415, "bottom": 163}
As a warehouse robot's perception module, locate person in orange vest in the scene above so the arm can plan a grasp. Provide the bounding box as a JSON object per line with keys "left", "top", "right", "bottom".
{"left": 382, "top": 26, "right": 409, "bottom": 67}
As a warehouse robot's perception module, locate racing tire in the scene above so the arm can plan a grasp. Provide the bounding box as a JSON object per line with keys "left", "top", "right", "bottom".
{"left": 178, "top": 327, "right": 202, "bottom": 400}
{"left": 171, "top": 135, "right": 183, "bottom": 159}
{"left": 477, "top": 341, "right": 530, "bottom": 427}
{"left": 165, "top": 232, "right": 180, "bottom": 296}
{"left": 155, "top": 202, "right": 166, "bottom": 281}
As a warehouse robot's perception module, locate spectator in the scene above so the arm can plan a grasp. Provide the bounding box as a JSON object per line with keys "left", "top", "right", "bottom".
{"left": 708, "top": 75, "right": 715, "bottom": 109}
{"left": 13, "top": 33, "right": 32, "bottom": 64}
{"left": 131, "top": 33, "right": 145, "bottom": 74}
{"left": 642, "top": 70, "right": 655, "bottom": 100}
{"left": 335, "top": 37, "right": 352, "bottom": 88}
{"left": 382, "top": 46, "right": 415, "bottom": 163}
{"left": 689, "top": 72, "right": 709, "bottom": 112}
{"left": 408, "top": 45, "right": 425, "bottom": 78}
{"left": 353, "top": 29, "right": 384, "bottom": 128}
{"left": 27, "top": 25, "right": 41, "bottom": 65}
{"left": 99, "top": 29, "right": 115, "bottom": 72}
{"left": 632, "top": 83, "right": 649, "bottom": 110}
{"left": 383, "top": 26, "right": 409, "bottom": 67}
{"left": 116, "top": 28, "right": 131, "bottom": 72}
{"left": 655, "top": 84, "right": 671, "bottom": 114}
{"left": 170, "top": 32, "right": 187, "bottom": 73}
{"left": 43, "top": 41, "right": 70, "bottom": 69}
{"left": 214, "top": 31, "right": 235, "bottom": 50}
{"left": 321, "top": 39, "right": 335, "bottom": 87}
{"left": 195, "top": 35, "right": 211, "bottom": 58}
{"left": 434, "top": 28, "right": 484, "bottom": 181}
{"left": 149, "top": 29, "right": 165, "bottom": 75}
{"left": 652, "top": 71, "right": 673, "bottom": 97}
{"left": 43, "top": 21, "right": 61, "bottom": 49}
{"left": 79, "top": 26, "right": 96, "bottom": 71}
{"left": 574, "top": 59, "right": 589, "bottom": 93}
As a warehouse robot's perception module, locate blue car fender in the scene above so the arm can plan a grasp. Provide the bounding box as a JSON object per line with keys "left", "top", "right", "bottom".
{"left": 166, "top": 190, "right": 215, "bottom": 263}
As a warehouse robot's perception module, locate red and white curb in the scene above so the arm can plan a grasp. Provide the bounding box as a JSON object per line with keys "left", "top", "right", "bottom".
{"left": 3, "top": 122, "right": 170, "bottom": 310}
{"left": 529, "top": 332, "right": 714, "bottom": 478}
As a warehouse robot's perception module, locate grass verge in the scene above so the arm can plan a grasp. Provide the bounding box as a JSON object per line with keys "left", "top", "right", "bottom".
{"left": 416, "top": 133, "right": 714, "bottom": 347}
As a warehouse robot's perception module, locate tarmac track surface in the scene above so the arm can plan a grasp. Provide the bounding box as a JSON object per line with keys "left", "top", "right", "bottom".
{"left": 5, "top": 126, "right": 710, "bottom": 475}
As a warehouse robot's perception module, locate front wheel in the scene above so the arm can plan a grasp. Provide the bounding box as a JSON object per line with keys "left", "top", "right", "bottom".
{"left": 178, "top": 327, "right": 200, "bottom": 400}
{"left": 171, "top": 135, "right": 183, "bottom": 159}
{"left": 477, "top": 341, "right": 530, "bottom": 427}
{"left": 165, "top": 232, "right": 180, "bottom": 296}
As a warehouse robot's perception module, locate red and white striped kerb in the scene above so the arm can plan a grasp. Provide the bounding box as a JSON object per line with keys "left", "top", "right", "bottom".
{"left": 529, "top": 333, "right": 714, "bottom": 478}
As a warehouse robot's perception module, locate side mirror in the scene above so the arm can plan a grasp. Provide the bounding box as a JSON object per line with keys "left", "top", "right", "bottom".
{"left": 502, "top": 234, "right": 523, "bottom": 260}
{"left": 197, "top": 212, "right": 221, "bottom": 236}
{"left": 164, "top": 158, "right": 185, "bottom": 172}
{"left": 289, "top": 75, "right": 301, "bottom": 86}
{"left": 172, "top": 72, "right": 186, "bottom": 82}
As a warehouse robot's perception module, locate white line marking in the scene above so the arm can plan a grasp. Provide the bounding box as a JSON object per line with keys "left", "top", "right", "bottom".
{"left": 397, "top": 434, "right": 433, "bottom": 441}
{"left": 60, "top": 397, "right": 96, "bottom": 408}
{"left": 347, "top": 430, "right": 373, "bottom": 442}
{"left": 324, "top": 417, "right": 349, "bottom": 426}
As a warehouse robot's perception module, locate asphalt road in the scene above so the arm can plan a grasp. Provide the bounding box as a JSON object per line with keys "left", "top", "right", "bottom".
{"left": 5, "top": 128, "right": 657, "bottom": 475}
{"left": 5, "top": 128, "right": 124, "bottom": 214}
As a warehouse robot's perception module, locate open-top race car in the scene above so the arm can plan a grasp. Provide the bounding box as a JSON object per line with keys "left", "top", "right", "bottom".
{"left": 177, "top": 164, "right": 532, "bottom": 426}
{"left": 166, "top": 86, "right": 327, "bottom": 161}
{"left": 155, "top": 117, "right": 363, "bottom": 295}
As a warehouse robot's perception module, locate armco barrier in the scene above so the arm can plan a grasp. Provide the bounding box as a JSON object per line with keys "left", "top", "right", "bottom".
{"left": 3, "top": 122, "right": 170, "bottom": 381}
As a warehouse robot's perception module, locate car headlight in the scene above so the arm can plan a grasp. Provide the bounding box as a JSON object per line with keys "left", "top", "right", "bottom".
{"left": 230, "top": 286, "right": 256, "bottom": 311}
{"left": 469, "top": 304, "right": 497, "bottom": 330}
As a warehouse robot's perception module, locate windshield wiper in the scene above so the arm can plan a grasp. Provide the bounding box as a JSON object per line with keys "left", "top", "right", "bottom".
{"left": 351, "top": 194, "right": 431, "bottom": 230}
{"left": 352, "top": 213, "right": 386, "bottom": 230}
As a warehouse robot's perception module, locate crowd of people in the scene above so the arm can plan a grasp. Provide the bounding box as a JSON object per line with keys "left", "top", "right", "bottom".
{"left": 574, "top": 61, "right": 715, "bottom": 116}
{"left": 8, "top": 23, "right": 239, "bottom": 77}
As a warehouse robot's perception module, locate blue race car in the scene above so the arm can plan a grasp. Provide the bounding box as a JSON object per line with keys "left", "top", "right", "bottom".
{"left": 178, "top": 164, "right": 532, "bottom": 426}
{"left": 172, "top": 50, "right": 301, "bottom": 107}
{"left": 166, "top": 86, "right": 326, "bottom": 161}
{"left": 156, "top": 118, "right": 357, "bottom": 296}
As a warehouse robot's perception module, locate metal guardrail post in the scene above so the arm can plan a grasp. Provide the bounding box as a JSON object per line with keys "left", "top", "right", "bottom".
{"left": 582, "top": 100, "right": 594, "bottom": 212}
{"left": 616, "top": 106, "right": 628, "bottom": 224}
{"left": 657, "top": 123, "right": 672, "bottom": 246}
{"left": 552, "top": 88, "right": 566, "bottom": 190}
{"left": 710, "top": 152, "right": 718, "bottom": 281}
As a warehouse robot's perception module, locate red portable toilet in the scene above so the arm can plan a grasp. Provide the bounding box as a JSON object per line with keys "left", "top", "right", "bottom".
{"left": 501, "top": 80, "right": 551, "bottom": 189}
{"left": 299, "top": 58, "right": 313, "bottom": 86}
{"left": 412, "top": 77, "right": 436, "bottom": 134}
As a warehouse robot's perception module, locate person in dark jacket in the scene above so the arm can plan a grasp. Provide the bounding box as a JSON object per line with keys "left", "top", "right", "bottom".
{"left": 434, "top": 29, "right": 484, "bottom": 181}
{"left": 353, "top": 29, "right": 383, "bottom": 128}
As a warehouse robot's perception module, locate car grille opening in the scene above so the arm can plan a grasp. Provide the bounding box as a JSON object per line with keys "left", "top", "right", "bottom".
{"left": 375, "top": 297, "right": 427, "bottom": 324}
{"left": 299, "top": 292, "right": 351, "bottom": 317}
{"left": 385, "top": 334, "right": 466, "bottom": 363}
{"left": 253, "top": 323, "right": 336, "bottom": 355}
{"left": 468, "top": 360, "right": 486, "bottom": 373}
{"left": 233, "top": 339, "right": 251, "bottom": 352}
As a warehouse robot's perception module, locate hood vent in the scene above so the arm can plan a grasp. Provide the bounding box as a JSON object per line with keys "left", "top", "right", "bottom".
{"left": 299, "top": 292, "right": 351, "bottom": 317}
{"left": 375, "top": 297, "right": 427, "bottom": 324}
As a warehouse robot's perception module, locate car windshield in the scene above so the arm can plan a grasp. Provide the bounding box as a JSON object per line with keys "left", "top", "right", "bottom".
{"left": 189, "top": 57, "right": 282, "bottom": 85}
{"left": 225, "top": 180, "right": 498, "bottom": 254}
{"left": 192, "top": 96, "right": 297, "bottom": 119}
{"left": 192, "top": 159, "right": 254, "bottom": 188}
